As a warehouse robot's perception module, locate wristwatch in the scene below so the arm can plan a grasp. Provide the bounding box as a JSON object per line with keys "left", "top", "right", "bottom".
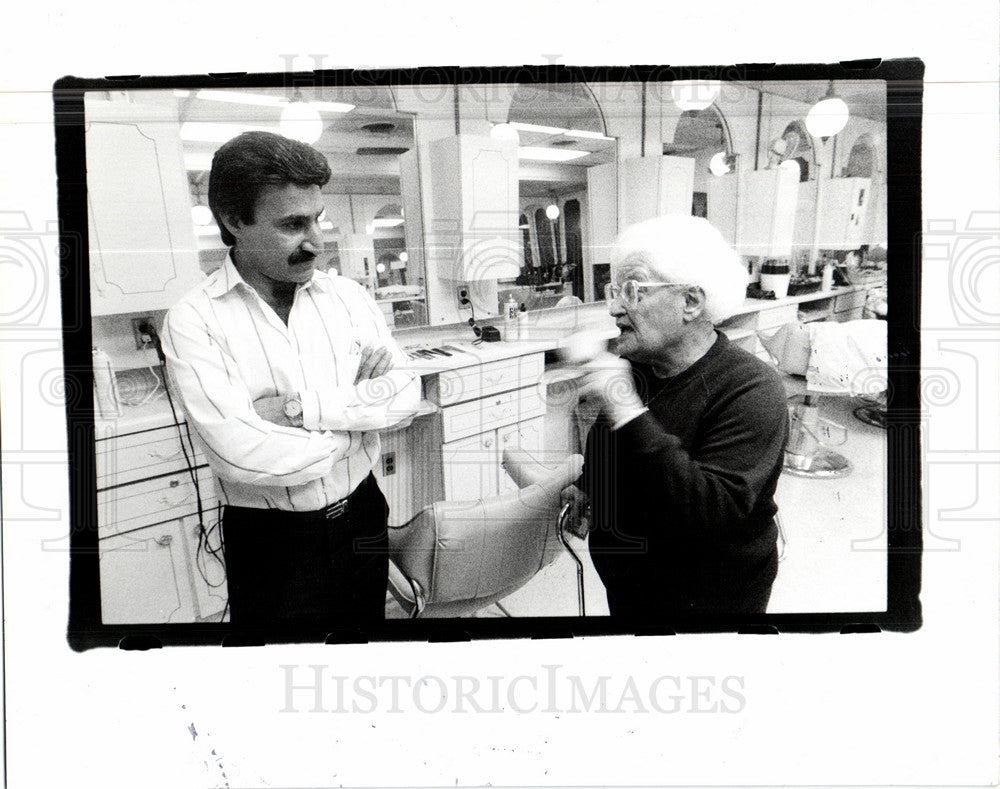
{"left": 283, "top": 396, "right": 304, "bottom": 427}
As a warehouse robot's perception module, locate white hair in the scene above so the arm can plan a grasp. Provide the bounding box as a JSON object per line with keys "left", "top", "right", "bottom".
{"left": 610, "top": 215, "right": 748, "bottom": 323}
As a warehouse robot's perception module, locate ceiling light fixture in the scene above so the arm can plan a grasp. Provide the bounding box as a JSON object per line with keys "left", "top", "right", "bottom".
{"left": 518, "top": 146, "right": 588, "bottom": 162}
{"left": 490, "top": 123, "right": 520, "bottom": 143}
{"left": 180, "top": 122, "right": 273, "bottom": 143}
{"left": 508, "top": 121, "right": 568, "bottom": 136}
{"left": 195, "top": 90, "right": 287, "bottom": 107}
{"left": 191, "top": 90, "right": 354, "bottom": 114}
{"left": 280, "top": 91, "right": 323, "bottom": 144}
{"left": 563, "top": 129, "right": 614, "bottom": 141}
{"left": 805, "top": 81, "right": 850, "bottom": 140}
{"left": 671, "top": 80, "right": 722, "bottom": 111}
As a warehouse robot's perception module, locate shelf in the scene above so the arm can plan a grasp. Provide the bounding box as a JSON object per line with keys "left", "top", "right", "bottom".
{"left": 376, "top": 296, "right": 426, "bottom": 304}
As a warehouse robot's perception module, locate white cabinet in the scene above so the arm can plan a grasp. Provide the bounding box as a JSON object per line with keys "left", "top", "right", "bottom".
{"left": 427, "top": 352, "right": 547, "bottom": 501}
{"left": 621, "top": 156, "right": 696, "bottom": 227}
{"left": 428, "top": 135, "right": 521, "bottom": 281}
{"left": 440, "top": 415, "right": 547, "bottom": 501}
{"left": 708, "top": 167, "right": 799, "bottom": 257}
{"left": 99, "top": 519, "right": 198, "bottom": 624}
{"left": 496, "top": 417, "right": 545, "bottom": 496}
{"left": 97, "top": 421, "right": 227, "bottom": 623}
{"left": 442, "top": 430, "right": 502, "bottom": 500}
{"left": 816, "top": 177, "right": 871, "bottom": 250}
{"left": 86, "top": 97, "right": 203, "bottom": 315}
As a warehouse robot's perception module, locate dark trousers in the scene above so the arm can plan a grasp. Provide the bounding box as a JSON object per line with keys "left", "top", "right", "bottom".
{"left": 222, "top": 474, "right": 389, "bottom": 631}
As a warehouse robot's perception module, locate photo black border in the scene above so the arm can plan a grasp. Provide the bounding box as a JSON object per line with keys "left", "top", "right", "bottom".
{"left": 58, "top": 60, "right": 923, "bottom": 650}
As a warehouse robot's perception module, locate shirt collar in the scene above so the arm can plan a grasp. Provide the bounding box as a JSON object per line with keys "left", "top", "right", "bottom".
{"left": 203, "top": 249, "right": 330, "bottom": 298}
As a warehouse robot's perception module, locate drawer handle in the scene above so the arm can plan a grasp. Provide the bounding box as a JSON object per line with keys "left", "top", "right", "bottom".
{"left": 147, "top": 446, "right": 184, "bottom": 461}
{"left": 155, "top": 534, "right": 173, "bottom": 547}
{"left": 484, "top": 374, "right": 505, "bottom": 386}
{"left": 156, "top": 491, "right": 194, "bottom": 507}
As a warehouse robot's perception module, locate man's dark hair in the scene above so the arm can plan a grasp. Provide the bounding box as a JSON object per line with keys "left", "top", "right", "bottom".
{"left": 208, "top": 131, "right": 332, "bottom": 246}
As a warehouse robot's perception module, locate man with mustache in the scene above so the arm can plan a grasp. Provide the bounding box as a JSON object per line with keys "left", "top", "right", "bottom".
{"left": 561, "top": 215, "right": 789, "bottom": 618}
{"left": 161, "top": 131, "right": 420, "bottom": 634}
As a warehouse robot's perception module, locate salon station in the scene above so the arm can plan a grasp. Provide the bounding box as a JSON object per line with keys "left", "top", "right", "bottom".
{"left": 85, "top": 78, "right": 888, "bottom": 624}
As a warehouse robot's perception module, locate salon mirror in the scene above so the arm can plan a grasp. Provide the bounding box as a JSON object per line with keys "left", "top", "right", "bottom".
{"left": 181, "top": 86, "right": 427, "bottom": 327}
{"left": 495, "top": 83, "right": 616, "bottom": 310}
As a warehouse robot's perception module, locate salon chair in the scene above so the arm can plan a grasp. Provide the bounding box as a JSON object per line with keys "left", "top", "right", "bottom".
{"left": 386, "top": 451, "right": 586, "bottom": 618}
{"left": 760, "top": 318, "right": 887, "bottom": 479}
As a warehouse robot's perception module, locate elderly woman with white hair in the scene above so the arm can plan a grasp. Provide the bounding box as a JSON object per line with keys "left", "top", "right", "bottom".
{"left": 563, "top": 215, "right": 789, "bottom": 616}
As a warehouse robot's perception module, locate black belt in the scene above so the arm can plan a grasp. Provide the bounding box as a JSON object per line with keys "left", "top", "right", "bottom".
{"left": 227, "top": 474, "right": 375, "bottom": 523}
{"left": 317, "top": 473, "right": 375, "bottom": 520}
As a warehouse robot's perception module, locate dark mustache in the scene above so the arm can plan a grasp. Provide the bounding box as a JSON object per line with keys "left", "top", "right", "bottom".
{"left": 289, "top": 250, "right": 317, "bottom": 265}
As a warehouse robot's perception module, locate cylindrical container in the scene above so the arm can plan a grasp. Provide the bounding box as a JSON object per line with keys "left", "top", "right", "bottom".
{"left": 759, "top": 272, "right": 790, "bottom": 299}
{"left": 517, "top": 304, "right": 529, "bottom": 341}
{"left": 93, "top": 346, "right": 121, "bottom": 419}
{"left": 503, "top": 295, "right": 519, "bottom": 341}
{"left": 821, "top": 263, "right": 834, "bottom": 292}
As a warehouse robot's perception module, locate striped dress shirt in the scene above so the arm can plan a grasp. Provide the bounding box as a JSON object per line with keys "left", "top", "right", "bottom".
{"left": 160, "top": 254, "right": 421, "bottom": 511}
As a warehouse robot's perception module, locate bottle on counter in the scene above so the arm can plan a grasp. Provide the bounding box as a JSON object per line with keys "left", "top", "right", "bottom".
{"left": 93, "top": 346, "right": 121, "bottom": 419}
{"left": 821, "top": 262, "right": 834, "bottom": 292}
{"left": 503, "top": 294, "right": 519, "bottom": 341}
{"left": 517, "top": 303, "right": 529, "bottom": 341}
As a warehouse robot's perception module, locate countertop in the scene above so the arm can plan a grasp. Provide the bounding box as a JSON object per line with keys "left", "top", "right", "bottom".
{"left": 97, "top": 282, "right": 887, "bottom": 438}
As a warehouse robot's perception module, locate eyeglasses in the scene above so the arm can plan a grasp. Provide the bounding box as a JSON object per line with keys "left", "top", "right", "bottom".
{"left": 604, "top": 280, "right": 691, "bottom": 309}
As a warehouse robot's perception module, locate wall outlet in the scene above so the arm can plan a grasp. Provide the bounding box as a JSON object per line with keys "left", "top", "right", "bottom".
{"left": 456, "top": 286, "right": 470, "bottom": 305}
{"left": 382, "top": 451, "right": 396, "bottom": 476}
{"left": 130, "top": 317, "right": 156, "bottom": 349}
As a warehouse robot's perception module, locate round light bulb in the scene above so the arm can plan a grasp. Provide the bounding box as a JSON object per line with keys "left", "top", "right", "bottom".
{"left": 805, "top": 96, "right": 849, "bottom": 138}
{"left": 490, "top": 123, "right": 520, "bottom": 143}
{"left": 280, "top": 101, "right": 323, "bottom": 143}
{"left": 709, "top": 151, "right": 732, "bottom": 177}
{"left": 671, "top": 80, "right": 722, "bottom": 111}
{"left": 191, "top": 205, "right": 214, "bottom": 226}
{"left": 375, "top": 262, "right": 386, "bottom": 274}
{"left": 545, "top": 203, "right": 560, "bottom": 220}
{"left": 399, "top": 251, "right": 408, "bottom": 263}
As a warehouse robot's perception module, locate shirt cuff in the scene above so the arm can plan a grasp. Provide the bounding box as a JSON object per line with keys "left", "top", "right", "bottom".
{"left": 611, "top": 406, "right": 648, "bottom": 431}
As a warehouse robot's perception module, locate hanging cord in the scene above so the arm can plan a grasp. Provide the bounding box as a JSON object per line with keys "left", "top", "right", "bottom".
{"left": 144, "top": 323, "right": 228, "bottom": 605}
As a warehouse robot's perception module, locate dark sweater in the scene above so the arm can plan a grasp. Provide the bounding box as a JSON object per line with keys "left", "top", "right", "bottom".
{"left": 580, "top": 333, "right": 789, "bottom": 617}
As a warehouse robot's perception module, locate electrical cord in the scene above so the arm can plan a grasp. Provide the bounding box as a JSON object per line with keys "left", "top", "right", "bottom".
{"left": 144, "top": 323, "right": 228, "bottom": 600}
{"left": 462, "top": 297, "right": 486, "bottom": 345}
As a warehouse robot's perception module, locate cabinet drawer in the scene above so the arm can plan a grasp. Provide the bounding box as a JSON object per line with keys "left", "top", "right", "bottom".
{"left": 98, "top": 466, "right": 217, "bottom": 538}
{"left": 441, "top": 387, "right": 545, "bottom": 442}
{"left": 96, "top": 424, "right": 204, "bottom": 489}
{"left": 428, "top": 353, "right": 544, "bottom": 406}
{"left": 99, "top": 519, "right": 199, "bottom": 624}
{"left": 755, "top": 304, "right": 800, "bottom": 330}
{"left": 834, "top": 289, "right": 868, "bottom": 313}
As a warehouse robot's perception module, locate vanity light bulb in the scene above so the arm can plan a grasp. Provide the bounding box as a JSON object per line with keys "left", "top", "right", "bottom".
{"left": 399, "top": 251, "right": 409, "bottom": 263}
{"left": 191, "top": 205, "right": 214, "bottom": 226}
{"left": 545, "top": 203, "right": 560, "bottom": 220}
{"left": 376, "top": 262, "right": 386, "bottom": 274}
{"left": 806, "top": 96, "right": 849, "bottom": 139}
{"left": 709, "top": 151, "right": 732, "bottom": 177}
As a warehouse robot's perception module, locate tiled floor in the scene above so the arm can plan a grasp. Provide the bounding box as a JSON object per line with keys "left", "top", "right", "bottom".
{"left": 384, "top": 533, "right": 610, "bottom": 619}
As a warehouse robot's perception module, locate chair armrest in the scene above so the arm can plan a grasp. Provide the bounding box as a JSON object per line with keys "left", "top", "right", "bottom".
{"left": 501, "top": 449, "right": 584, "bottom": 491}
